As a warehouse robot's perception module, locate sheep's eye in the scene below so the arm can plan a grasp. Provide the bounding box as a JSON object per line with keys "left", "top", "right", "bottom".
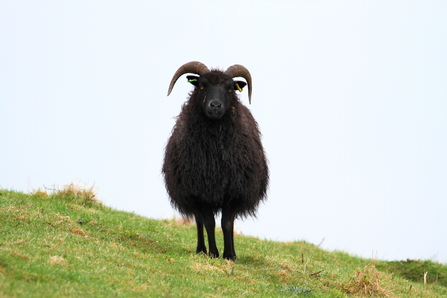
{"left": 200, "top": 86, "right": 204, "bottom": 90}
{"left": 228, "top": 88, "right": 233, "bottom": 93}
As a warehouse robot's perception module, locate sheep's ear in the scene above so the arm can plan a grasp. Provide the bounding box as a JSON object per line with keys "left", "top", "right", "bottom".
{"left": 233, "top": 81, "right": 247, "bottom": 92}
{"left": 186, "top": 75, "right": 199, "bottom": 87}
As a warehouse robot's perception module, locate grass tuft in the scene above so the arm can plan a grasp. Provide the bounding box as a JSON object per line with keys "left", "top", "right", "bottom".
{"left": 343, "top": 264, "right": 395, "bottom": 296}
{"left": 33, "top": 179, "right": 101, "bottom": 206}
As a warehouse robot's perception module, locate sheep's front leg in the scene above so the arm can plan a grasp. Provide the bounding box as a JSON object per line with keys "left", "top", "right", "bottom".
{"left": 221, "top": 205, "right": 237, "bottom": 261}
{"left": 195, "top": 215, "right": 207, "bottom": 255}
{"left": 195, "top": 208, "right": 219, "bottom": 258}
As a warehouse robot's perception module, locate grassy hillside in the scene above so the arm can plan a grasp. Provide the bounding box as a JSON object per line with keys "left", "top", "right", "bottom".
{"left": 1, "top": 187, "right": 446, "bottom": 297}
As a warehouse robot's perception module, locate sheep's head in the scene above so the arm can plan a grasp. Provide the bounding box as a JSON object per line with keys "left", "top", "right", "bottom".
{"left": 167, "top": 61, "right": 252, "bottom": 120}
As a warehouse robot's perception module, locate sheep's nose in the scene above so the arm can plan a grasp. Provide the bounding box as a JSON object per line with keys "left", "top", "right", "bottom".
{"left": 210, "top": 100, "right": 222, "bottom": 109}
{"left": 206, "top": 99, "right": 225, "bottom": 119}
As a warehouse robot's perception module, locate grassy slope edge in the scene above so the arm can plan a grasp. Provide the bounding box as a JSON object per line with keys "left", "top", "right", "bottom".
{"left": 0, "top": 189, "right": 446, "bottom": 297}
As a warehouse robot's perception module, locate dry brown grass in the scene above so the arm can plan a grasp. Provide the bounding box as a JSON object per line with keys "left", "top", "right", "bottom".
{"left": 167, "top": 216, "right": 195, "bottom": 226}
{"left": 189, "top": 258, "right": 235, "bottom": 276}
{"left": 33, "top": 179, "right": 101, "bottom": 205}
{"left": 48, "top": 256, "right": 66, "bottom": 265}
{"left": 344, "top": 264, "right": 395, "bottom": 297}
{"left": 55, "top": 180, "right": 100, "bottom": 204}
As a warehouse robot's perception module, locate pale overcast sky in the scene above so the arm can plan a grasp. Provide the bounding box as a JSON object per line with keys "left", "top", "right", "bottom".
{"left": 1, "top": 1, "right": 446, "bottom": 263}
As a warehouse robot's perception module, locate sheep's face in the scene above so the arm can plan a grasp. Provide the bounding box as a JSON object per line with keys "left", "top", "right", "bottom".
{"left": 187, "top": 71, "right": 246, "bottom": 120}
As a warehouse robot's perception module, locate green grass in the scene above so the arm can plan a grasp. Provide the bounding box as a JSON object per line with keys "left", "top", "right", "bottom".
{"left": 1, "top": 188, "right": 446, "bottom": 297}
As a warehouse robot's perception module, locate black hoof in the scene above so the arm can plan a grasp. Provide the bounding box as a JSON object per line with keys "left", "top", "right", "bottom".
{"left": 209, "top": 251, "right": 219, "bottom": 258}
{"left": 196, "top": 248, "right": 207, "bottom": 255}
{"left": 223, "top": 254, "right": 236, "bottom": 262}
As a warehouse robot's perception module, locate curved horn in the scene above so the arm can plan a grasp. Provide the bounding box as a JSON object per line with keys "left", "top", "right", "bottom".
{"left": 225, "top": 64, "right": 253, "bottom": 104}
{"left": 167, "top": 61, "right": 210, "bottom": 96}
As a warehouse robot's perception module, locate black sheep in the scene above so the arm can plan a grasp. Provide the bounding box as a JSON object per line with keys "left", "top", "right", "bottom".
{"left": 162, "top": 61, "right": 269, "bottom": 261}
